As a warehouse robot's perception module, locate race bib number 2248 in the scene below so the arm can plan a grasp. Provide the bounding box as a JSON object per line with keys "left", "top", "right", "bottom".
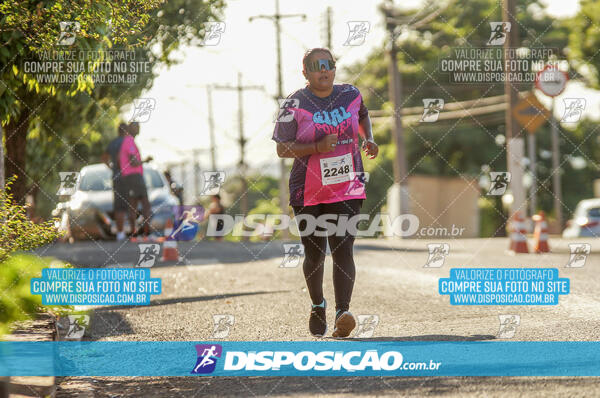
{"left": 320, "top": 153, "right": 353, "bottom": 185}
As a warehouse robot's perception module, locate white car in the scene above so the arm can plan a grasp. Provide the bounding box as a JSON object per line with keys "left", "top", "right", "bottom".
{"left": 53, "top": 163, "right": 180, "bottom": 241}
{"left": 562, "top": 198, "right": 600, "bottom": 238}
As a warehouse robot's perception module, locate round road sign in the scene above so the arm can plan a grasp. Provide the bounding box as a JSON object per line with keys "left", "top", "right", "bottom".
{"left": 535, "top": 65, "right": 568, "bottom": 97}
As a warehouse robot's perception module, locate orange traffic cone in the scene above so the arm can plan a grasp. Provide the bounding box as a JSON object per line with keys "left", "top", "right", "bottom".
{"left": 532, "top": 211, "right": 550, "bottom": 253}
{"left": 161, "top": 218, "right": 179, "bottom": 262}
{"left": 509, "top": 212, "right": 529, "bottom": 253}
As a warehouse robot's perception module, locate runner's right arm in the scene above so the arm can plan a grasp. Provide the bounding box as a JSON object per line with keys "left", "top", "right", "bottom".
{"left": 273, "top": 94, "right": 337, "bottom": 158}
{"left": 276, "top": 135, "right": 337, "bottom": 158}
{"left": 129, "top": 154, "right": 143, "bottom": 166}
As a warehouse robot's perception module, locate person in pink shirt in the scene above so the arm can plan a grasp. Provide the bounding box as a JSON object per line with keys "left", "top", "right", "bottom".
{"left": 119, "top": 122, "right": 153, "bottom": 238}
{"left": 273, "top": 48, "right": 379, "bottom": 338}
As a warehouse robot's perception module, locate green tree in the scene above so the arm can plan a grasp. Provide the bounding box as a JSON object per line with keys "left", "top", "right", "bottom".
{"left": 568, "top": 0, "right": 600, "bottom": 87}
{"left": 0, "top": 0, "right": 224, "bottom": 205}
{"left": 342, "top": 0, "right": 575, "bottom": 235}
{"left": 0, "top": 178, "right": 60, "bottom": 263}
{"left": 223, "top": 174, "right": 281, "bottom": 216}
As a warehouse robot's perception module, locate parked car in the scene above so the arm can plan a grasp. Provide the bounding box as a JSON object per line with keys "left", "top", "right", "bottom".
{"left": 53, "top": 163, "right": 180, "bottom": 241}
{"left": 562, "top": 198, "right": 600, "bottom": 238}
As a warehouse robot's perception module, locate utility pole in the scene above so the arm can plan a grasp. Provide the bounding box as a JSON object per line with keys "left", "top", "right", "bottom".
{"left": 386, "top": 21, "right": 408, "bottom": 195}
{"left": 381, "top": 4, "right": 410, "bottom": 232}
{"left": 192, "top": 148, "right": 201, "bottom": 199}
{"left": 325, "top": 7, "right": 333, "bottom": 49}
{"left": 503, "top": 0, "right": 525, "bottom": 219}
{"left": 503, "top": 0, "right": 519, "bottom": 145}
{"left": 214, "top": 73, "right": 263, "bottom": 219}
{"left": 527, "top": 131, "right": 537, "bottom": 218}
{"left": 206, "top": 86, "right": 217, "bottom": 171}
{"left": 378, "top": 2, "right": 455, "bottom": 235}
{"left": 178, "top": 161, "right": 188, "bottom": 204}
{"left": 249, "top": 0, "right": 305, "bottom": 239}
{"left": 550, "top": 97, "right": 563, "bottom": 227}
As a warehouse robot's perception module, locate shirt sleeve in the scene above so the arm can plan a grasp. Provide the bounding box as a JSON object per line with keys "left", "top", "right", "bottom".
{"left": 272, "top": 97, "right": 299, "bottom": 143}
{"left": 272, "top": 118, "right": 298, "bottom": 143}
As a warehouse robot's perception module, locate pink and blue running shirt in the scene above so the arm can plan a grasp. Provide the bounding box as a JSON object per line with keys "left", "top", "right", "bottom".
{"left": 119, "top": 135, "right": 143, "bottom": 177}
{"left": 272, "top": 84, "right": 369, "bottom": 207}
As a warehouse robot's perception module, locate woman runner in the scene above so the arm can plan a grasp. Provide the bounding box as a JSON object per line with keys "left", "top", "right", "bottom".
{"left": 272, "top": 48, "right": 379, "bottom": 337}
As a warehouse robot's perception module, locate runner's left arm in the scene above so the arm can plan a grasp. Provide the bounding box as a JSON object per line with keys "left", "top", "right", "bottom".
{"left": 358, "top": 98, "right": 378, "bottom": 159}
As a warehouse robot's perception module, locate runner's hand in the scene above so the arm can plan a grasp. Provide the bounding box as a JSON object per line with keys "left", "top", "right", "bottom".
{"left": 317, "top": 135, "right": 338, "bottom": 153}
{"left": 362, "top": 139, "right": 379, "bottom": 159}
{"left": 144, "top": 156, "right": 153, "bottom": 163}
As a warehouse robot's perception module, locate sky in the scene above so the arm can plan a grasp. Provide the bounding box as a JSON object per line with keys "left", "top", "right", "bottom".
{"left": 125, "top": 0, "right": 585, "bottom": 199}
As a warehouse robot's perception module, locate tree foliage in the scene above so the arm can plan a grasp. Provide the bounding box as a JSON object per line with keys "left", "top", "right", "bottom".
{"left": 568, "top": 0, "right": 600, "bottom": 87}
{"left": 0, "top": 178, "right": 60, "bottom": 263}
{"left": 341, "top": 0, "right": 592, "bottom": 235}
{"left": 0, "top": 254, "right": 48, "bottom": 335}
{"left": 0, "top": 0, "right": 224, "bottom": 205}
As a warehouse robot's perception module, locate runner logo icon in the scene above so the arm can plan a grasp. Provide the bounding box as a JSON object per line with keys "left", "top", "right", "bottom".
{"left": 487, "top": 22, "right": 510, "bottom": 46}
{"left": 487, "top": 172, "right": 511, "bottom": 196}
{"left": 424, "top": 243, "right": 449, "bottom": 268}
{"left": 561, "top": 98, "right": 586, "bottom": 123}
{"left": 344, "top": 21, "right": 370, "bottom": 46}
{"left": 355, "top": 314, "right": 379, "bottom": 338}
{"left": 57, "top": 172, "right": 80, "bottom": 196}
{"left": 136, "top": 244, "right": 160, "bottom": 267}
{"left": 192, "top": 344, "right": 223, "bottom": 374}
{"left": 57, "top": 315, "right": 89, "bottom": 340}
{"left": 171, "top": 206, "right": 204, "bottom": 240}
{"left": 201, "top": 22, "right": 226, "bottom": 46}
{"left": 213, "top": 315, "right": 235, "bottom": 338}
{"left": 129, "top": 98, "right": 156, "bottom": 123}
{"left": 566, "top": 243, "right": 590, "bottom": 268}
{"left": 498, "top": 314, "right": 520, "bottom": 339}
{"left": 275, "top": 98, "right": 299, "bottom": 123}
{"left": 201, "top": 171, "right": 226, "bottom": 195}
{"left": 280, "top": 243, "right": 304, "bottom": 268}
{"left": 57, "top": 21, "right": 80, "bottom": 46}
{"left": 345, "top": 172, "right": 369, "bottom": 196}
{"left": 420, "top": 99, "right": 444, "bottom": 122}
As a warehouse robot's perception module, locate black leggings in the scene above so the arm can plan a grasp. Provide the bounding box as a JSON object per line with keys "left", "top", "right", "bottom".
{"left": 292, "top": 199, "right": 362, "bottom": 312}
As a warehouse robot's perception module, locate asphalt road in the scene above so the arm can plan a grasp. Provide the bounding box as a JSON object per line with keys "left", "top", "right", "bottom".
{"left": 48, "top": 237, "right": 600, "bottom": 397}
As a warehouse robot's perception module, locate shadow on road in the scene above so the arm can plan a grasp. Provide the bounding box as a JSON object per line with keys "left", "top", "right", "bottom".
{"left": 38, "top": 240, "right": 433, "bottom": 268}
{"left": 38, "top": 241, "right": 290, "bottom": 267}
{"left": 88, "top": 311, "right": 135, "bottom": 340}
{"left": 349, "top": 334, "right": 496, "bottom": 342}
{"left": 88, "top": 291, "right": 287, "bottom": 339}
{"left": 95, "top": 290, "right": 289, "bottom": 311}
{"left": 354, "top": 243, "right": 427, "bottom": 252}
